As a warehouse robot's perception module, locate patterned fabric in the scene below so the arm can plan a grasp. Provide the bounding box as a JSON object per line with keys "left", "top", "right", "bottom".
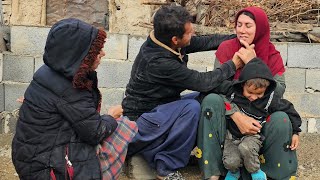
{"left": 98, "top": 116, "right": 138, "bottom": 180}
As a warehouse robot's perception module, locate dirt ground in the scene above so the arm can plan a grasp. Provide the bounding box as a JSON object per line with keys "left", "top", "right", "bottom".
{"left": 1, "top": 133, "right": 320, "bottom": 180}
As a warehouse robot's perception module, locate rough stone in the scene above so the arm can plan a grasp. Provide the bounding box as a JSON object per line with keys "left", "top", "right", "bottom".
{"left": 108, "top": 1, "right": 152, "bottom": 36}
{"left": 3, "top": 54, "right": 34, "bottom": 83}
{"left": 128, "top": 36, "right": 146, "bottom": 61}
{"left": 187, "top": 63, "right": 207, "bottom": 72}
{"left": 4, "top": 83, "right": 28, "bottom": 111}
{"left": 0, "top": 53, "right": 3, "bottom": 82}
{"left": 188, "top": 50, "right": 216, "bottom": 67}
{"left": 274, "top": 43, "right": 288, "bottom": 66}
{"left": 97, "top": 59, "right": 132, "bottom": 88}
{"left": 0, "top": 83, "right": 4, "bottom": 112}
{"left": 99, "top": 88, "right": 125, "bottom": 114}
{"left": 125, "top": 155, "right": 156, "bottom": 180}
{"left": 0, "top": 109, "right": 19, "bottom": 134}
{"left": 34, "top": 56, "right": 44, "bottom": 73}
{"left": 47, "top": 0, "right": 108, "bottom": 28}
{"left": 10, "top": 0, "right": 46, "bottom": 26}
{"left": 300, "top": 119, "right": 307, "bottom": 133}
{"left": 308, "top": 118, "right": 317, "bottom": 133}
{"left": 11, "top": 26, "right": 50, "bottom": 55}
{"left": 103, "top": 33, "right": 128, "bottom": 60}
{"left": 284, "top": 68, "right": 306, "bottom": 93}
{"left": 287, "top": 43, "right": 320, "bottom": 68}
{"left": 306, "top": 69, "right": 320, "bottom": 91}
{"left": 284, "top": 93, "right": 320, "bottom": 118}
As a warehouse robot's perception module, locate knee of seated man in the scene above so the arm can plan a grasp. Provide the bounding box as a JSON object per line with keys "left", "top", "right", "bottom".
{"left": 183, "top": 99, "right": 201, "bottom": 114}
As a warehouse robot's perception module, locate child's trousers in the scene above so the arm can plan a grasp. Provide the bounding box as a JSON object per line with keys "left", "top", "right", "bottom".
{"left": 197, "top": 93, "right": 297, "bottom": 180}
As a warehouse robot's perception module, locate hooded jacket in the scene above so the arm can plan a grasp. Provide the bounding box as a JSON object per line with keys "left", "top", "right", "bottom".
{"left": 202, "top": 58, "right": 301, "bottom": 138}
{"left": 12, "top": 18, "right": 117, "bottom": 180}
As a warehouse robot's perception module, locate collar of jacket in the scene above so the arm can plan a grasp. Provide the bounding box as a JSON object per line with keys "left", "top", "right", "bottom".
{"left": 150, "top": 30, "right": 184, "bottom": 61}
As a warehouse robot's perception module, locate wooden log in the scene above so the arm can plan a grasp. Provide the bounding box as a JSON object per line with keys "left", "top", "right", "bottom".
{"left": 270, "top": 22, "right": 313, "bottom": 33}
{"left": 270, "top": 31, "right": 309, "bottom": 42}
{"left": 141, "top": 0, "right": 170, "bottom": 5}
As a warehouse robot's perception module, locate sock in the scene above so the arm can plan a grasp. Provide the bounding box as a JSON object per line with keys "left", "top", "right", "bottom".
{"left": 225, "top": 170, "right": 240, "bottom": 180}
{"left": 251, "top": 169, "right": 267, "bottom": 180}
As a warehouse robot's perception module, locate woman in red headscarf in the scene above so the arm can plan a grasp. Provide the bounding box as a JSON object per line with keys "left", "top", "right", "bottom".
{"left": 197, "top": 7, "right": 298, "bottom": 180}
{"left": 215, "top": 6, "right": 286, "bottom": 96}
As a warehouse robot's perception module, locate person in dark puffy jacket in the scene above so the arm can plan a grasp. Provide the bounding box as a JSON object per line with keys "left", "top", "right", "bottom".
{"left": 12, "top": 18, "right": 137, "bottom": 180}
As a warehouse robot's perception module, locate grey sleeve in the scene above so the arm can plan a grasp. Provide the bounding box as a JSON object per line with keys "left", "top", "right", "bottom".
{"left": 273, "top": 73, "right": 286, "bottom": 97}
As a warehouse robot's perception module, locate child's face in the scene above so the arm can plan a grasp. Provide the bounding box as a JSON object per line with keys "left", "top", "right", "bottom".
{"left": 243, "top": 84, "right": 266, "bottom": 102}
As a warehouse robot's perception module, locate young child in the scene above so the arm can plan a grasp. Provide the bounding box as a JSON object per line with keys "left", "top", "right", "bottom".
{"left": 215, "top": 58, "right": 301, "bottom": 180}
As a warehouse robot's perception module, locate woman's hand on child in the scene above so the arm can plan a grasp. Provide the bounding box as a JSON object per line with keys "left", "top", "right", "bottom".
{"left": 231, "top": 112, "right": 261, "bottom": 135}
{"left": 290, "top": 134, "right": 299, "bottom": 150}
{"left": 107, "top": 105, "right": 123, "bottom": 119}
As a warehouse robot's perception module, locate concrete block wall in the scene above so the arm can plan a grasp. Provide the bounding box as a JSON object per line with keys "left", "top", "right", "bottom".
{"left": 1, "top": 25, "right": 320, "bottom": 133}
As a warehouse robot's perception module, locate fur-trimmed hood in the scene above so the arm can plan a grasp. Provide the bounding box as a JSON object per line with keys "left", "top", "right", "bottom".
{"left": 43, "top": 18, "right": 103, "bottom": 79}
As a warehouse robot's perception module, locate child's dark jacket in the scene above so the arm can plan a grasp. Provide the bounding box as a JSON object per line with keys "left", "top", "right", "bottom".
{"left": 201, "top": 58, "right": 301, "bottom": 138}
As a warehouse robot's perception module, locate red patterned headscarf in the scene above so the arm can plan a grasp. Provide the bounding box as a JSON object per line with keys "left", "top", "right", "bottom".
{"left": 215, "top": 6, "right": 285, "bottom": 79}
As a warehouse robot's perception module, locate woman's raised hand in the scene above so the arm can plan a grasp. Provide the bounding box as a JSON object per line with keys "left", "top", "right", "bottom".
{"left": 235, "top": 39, "right": 256, "bottom": 64}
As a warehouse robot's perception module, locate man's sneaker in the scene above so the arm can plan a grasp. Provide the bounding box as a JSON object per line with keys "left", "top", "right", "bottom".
{"left": 225, "top": 170, "right": 240, "bottom": 180}
{"left": 251, "top": 169, "right": 267, "bottom": 180}
{"left": 162, "top": 171, "right": 185, "bottom": 180}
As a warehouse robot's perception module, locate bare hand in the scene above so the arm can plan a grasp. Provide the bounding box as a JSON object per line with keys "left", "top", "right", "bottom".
{"left": 230, "top": 112, "right": 261, "bottom": 135}
{"left": 236, "top": 39, "right": 256, "bottom": 64}
{"left": 232, "top": 53, "right": 244, "bottom": 70}
{"left": 290, "top": 134, "right": 299, "bottom": 150}
{"left": 107, "top": 105, "right": 123, "bottom": 119}
{"left": 16, "top": 97, "right": 25, "bottom": 104}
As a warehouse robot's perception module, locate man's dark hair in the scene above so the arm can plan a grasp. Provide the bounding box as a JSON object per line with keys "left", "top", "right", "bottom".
{"left": 153, "top": 6, "right": 192, "bottom": 47}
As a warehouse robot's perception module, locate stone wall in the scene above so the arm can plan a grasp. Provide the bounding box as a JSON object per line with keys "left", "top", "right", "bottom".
{"left": 0, "top": 25, "right": 320, "bottom": 134}
{"left": 0, "top": 1, "right": 319, "bottom": 134}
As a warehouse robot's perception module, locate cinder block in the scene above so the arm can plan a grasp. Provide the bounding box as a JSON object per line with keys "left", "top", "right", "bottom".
{"left": 34, "top": 56, "right": 44, "bottom": 73}
{"left": 187, "top": 63, "right": 207, "bottom": 72}
{"left": 1, "top": 109, "right": 19, "bottom": 134}
{"left": 284, "top": 68, "right": 306, "bottom": 93}
{"left": 11, "top": 26, "right": 50, "bottom": 55}
{"left": 284, "top": 93, "right": 320, "bottom": 118}
{"left": 300, "top": 119, "right": 307, "bottom": 133}
{"left": 99, "top": 88, "right": 125, "bottom": 114}
{"left": 125, "top": 155, "right": 156, "bottom": 180}
{"left": 308, "top": 118, "right": 318, "bottom": 133}
{"left": 0, "top": 53, "right": 3, "bottom": 82}
{"left": 314, "top": 118, "right": 320, "bottom": 133}
{"left": 0, "top": 83, "right": 4, "bottom": 111}
{"left": 4, "top": 83, "right": 29, "bottom": 111}
{"left": 128, "top": 36, "right": 146, "bottom": 61}
{"left": 188, "top": 50, "right": 216, "bottom": 67}
{"left": 97, "top": 59, "right": 133, "bottom": 88}
{"left": 287, "top": 43, "right": 320, "bottom": 68}
{"left": 306, "top": 69, "right": 320, "bottom": 91}
{"left": 3, "top": 54, "right": 34, "bottom": 83}
{"left": 274, "top": 43, "right": 288, "bottom": 66}
{"left": 104, "top": 33, "right": 128, "bottom": 60}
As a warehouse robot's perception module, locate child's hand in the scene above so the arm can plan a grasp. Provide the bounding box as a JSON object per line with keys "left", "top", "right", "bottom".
{"left": 290, "top": 134, "right": 299, "bottom": 150}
